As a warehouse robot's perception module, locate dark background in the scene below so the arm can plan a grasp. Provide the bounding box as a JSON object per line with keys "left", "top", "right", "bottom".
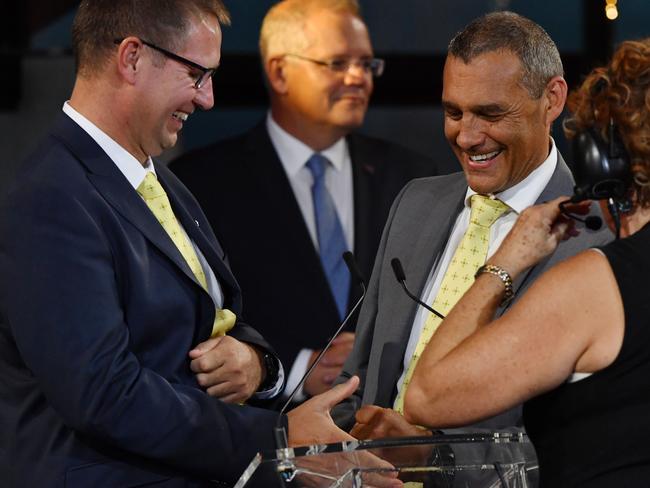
{"left": 1, "top": 0, "right": 648, "bottom": 195}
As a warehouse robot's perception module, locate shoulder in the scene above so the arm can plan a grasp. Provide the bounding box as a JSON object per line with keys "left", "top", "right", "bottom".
{"left": 397, "top": 171, "right": 466, "bottom": 204}
{"left": 169, "top": 123, "right": 267, "bottom": 178}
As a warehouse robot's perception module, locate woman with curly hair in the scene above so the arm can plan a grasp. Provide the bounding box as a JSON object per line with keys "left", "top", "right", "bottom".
{"left": 403, "top": 38, "right": 650, "bottom": 487}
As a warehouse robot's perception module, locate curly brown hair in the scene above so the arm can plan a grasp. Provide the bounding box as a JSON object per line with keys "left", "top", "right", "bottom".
{"left": 564, "top": 38, "right": 650, "bottom": 207}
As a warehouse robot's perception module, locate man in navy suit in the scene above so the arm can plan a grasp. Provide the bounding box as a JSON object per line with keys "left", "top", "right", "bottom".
{"left": 171, "top": 0, "right": 437, "bottom": 404}
{"left": 0, "top": 1, "right": 361, "bottom": 486}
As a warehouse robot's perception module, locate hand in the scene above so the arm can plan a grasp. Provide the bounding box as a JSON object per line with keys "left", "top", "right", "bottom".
{"left": 189, "top": 336, "right": 263, "bottom": 403}
{"left": 293, "top": 450, "right": 403, "bottom": 488}
{"left": 289, "top": 379, "right": 402, "bottom": 487}
{"left": 351, "top": 405, "right": 430, "bottom": 440}
{"left": 490, "top": 196, "right": 584, "bottom": 277}
{"left": 304, "top": 332, "right": 355, "bottom": 396}
{"left": 288, "top": 375, "right": 359, "bottom": 446}
{"left": 351, "top": 405, "right": 434, "bottom": 469}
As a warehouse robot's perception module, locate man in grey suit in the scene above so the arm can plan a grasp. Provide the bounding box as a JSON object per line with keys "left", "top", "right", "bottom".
{"left": 332, "top": 11, "right": 610, "bottom": 439}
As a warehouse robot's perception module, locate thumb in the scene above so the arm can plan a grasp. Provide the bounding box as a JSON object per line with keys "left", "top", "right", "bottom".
{"left": 317, "top": 375, "right": 360, "bottom": 410}
{"left": 188, "top": 336, "right": 224, "bottom": 358}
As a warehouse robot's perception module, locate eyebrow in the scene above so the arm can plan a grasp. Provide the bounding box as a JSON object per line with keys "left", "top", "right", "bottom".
{"left": 442, "top": 101, "right": 506, "bottom": 114}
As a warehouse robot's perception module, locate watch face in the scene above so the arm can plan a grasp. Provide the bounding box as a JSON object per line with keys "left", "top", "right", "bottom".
{"left": 261, "top": 353, "right": 279, "bottom": 390}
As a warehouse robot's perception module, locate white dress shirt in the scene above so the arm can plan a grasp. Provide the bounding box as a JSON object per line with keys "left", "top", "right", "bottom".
{"left": 395, "top": 142, "right": 559, "bottom": 396}
{"left": 62, "top": 102, "right": 283, "bottom": 398}
{"left": 266, "top": 113, "right": 355, "bottom": 399}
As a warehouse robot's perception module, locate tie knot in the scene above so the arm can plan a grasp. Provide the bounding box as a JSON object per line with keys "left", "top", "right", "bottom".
{"left": 306, "top": 153, "right": 330, "bottom": 182}
{"left": 137, "top": 172, "right": 165, "bottom": 200}
{"left": 469, "top": 195, "right": 509, "bottom": 228}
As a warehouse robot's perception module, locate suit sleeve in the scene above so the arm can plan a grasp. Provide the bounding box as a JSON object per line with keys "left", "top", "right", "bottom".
{"left": 0, "top": 182, "right": 283, "bottom": 483}
{"left": 331, "top": 181, "right": 415, "bottom": 431}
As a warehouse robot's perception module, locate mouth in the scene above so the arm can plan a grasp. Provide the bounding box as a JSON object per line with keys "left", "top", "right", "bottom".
{"left": 172, "top": 111, "right": 189, "bottom": 122}
{"left": 468, "top": 149, "right": 502, "bottom": 165}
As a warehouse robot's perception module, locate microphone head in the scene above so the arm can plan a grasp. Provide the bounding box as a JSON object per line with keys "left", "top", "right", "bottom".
{"left": 342, "top": 251, "right": 366, "bottom": 287}
{"left": 584, "top": 215, "right": 603, "bottom": 231}
{"left": 390, "top": 258, "right": 406, "bottom": 282}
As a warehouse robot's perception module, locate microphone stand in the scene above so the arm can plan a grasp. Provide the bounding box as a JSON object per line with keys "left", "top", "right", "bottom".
{"left": 273, "top": 252, "right": 367, "bottom": 481}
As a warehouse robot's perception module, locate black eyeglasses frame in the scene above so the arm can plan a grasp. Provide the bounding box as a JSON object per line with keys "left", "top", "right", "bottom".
{"left": 113, "top": 38, "right": 217, "bottom": 89}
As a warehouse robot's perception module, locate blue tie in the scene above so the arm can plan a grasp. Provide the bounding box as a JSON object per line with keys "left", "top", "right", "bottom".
{"left": 306, "top": 153, "right": 350, "bottom": 319}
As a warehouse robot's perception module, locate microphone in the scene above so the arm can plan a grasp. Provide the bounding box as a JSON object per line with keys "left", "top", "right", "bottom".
{"left": 390, "top": 258, "right": 444, "bottom": 320}
{"left": 273, "top": 251, "right": 367, "bottom": 451}
{"left": 559, "top": 199, "right": 602, "bottom": 231}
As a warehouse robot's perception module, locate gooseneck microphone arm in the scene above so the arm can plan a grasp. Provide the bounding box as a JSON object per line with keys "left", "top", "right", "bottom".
{"left": 559, "top": 199, "right": 603, "bottom": 231}
{"left": 274, "top": 251, "right": 367, "bottom": 451}
{"left": 390, "top": 258, "right": 445, "bottom": 320}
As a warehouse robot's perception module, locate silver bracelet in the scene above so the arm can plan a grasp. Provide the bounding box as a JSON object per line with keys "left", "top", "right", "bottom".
{"left": 475, "top": 264, "right": 514, "bottom": 306}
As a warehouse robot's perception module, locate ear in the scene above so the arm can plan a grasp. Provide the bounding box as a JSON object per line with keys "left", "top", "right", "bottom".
{"left": 265, "top": 57, "right": 289, "bottom": 95}
{"left": 543, "top": 76, "right": 568, "bottom": 126}
{"left": 115, "top": 37, "right": 143, "bottom": 85}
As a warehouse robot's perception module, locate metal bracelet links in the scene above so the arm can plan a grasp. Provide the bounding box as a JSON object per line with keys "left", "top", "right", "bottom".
{"left": 474, "top": 264, "right": 514, "bottom": 306}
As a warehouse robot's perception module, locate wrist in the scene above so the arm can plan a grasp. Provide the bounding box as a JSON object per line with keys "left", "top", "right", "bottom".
{"left": 475, "top": 264, "right": 514, "bottom": 306}
{"left": 258, "top": 350, "right": 280, "bottom": 391}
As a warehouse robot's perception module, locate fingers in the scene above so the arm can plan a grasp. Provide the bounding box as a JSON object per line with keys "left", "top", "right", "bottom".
{"left": 350, "top": 421, "right": 375, "bottom": 440}
{"left": 354, "top": 404, "right": 384, "bottom": 424}
{"left": 331, "top": 332, "right": 355, "bottom": 345}
{"left": 190, "top": 347, "right": 226, "bottom": 373}
{"left": 188, "top": 336, "right": 224, "bottom": 359}
{"left": 315, "top": 375, "right": 360, "bottom": 410}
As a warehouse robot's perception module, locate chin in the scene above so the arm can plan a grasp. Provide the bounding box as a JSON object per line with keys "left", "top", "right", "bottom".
{"left": 465, "top": 175, "right": 505, "bottom": 195}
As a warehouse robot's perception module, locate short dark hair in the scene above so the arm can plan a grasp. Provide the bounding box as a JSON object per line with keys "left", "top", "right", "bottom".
{"left": 448, "top": 11, "right": 563, "bottom": 99}
{"left": 72, "top": 0, "right": 230, "bottom": 77}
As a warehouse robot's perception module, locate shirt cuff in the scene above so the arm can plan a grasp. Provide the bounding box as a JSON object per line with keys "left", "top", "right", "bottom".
{"left": 252, "top": 357, "right": 285, "bottom": 400}
{"left": 282, "top": 348, "right": 313, "bottom": 402}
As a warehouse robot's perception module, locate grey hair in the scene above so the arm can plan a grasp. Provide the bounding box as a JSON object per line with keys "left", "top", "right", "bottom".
{"left": 448, "top": 11, "right": 563, "bottom": 98}
{"left": 259, "top": 0, "right": 361, "bottom": 62}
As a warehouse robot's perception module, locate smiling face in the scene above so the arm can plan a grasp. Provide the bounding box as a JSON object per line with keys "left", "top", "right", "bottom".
{"left": 134, "top": 14, "right": 221, "bottom": 159}
{"left": 270, "top": 9, "right": 374, "bottom": 149}
{"left": 442, "top": 50, "right": 555, "bottom": 194}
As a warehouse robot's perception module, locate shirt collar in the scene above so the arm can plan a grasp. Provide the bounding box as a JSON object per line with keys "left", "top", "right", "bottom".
{"left": 464, "top": 138, "right": 558, "bottom": 214}
{"left": 266, "top": 112, "right": 348, "bottom": 175}
{"left": 62, "top": 101, "right": 155, "bottom": 189}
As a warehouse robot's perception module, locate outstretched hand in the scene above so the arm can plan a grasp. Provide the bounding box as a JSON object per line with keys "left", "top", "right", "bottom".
{"left": 287, "top": 376, "right": 359, "bottom": 447}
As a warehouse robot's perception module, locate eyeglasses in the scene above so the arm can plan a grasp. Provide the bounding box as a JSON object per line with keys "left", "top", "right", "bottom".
{"left": 284, "top": 53, "right": 385, "bottom": 77}
{"left": 113, "top": 38, "right": 218, "bottom": 89}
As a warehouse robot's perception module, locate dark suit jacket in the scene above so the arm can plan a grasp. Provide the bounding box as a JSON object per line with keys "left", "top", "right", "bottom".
{"left": 331, "top": 154, "right": 612, "bottom": 431}
{"left": 0, "top": 114, "right": 283, "bottom": 487}
{"left": 169, "top": 123, "right": 438, "bottom": 384}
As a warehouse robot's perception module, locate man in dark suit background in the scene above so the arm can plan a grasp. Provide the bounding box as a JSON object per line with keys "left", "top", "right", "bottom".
{"left": 0, "top": 1, "right": 364, "bottom": 486}
{"left": 171, "top": 0, "right": 437, "bottom": 403}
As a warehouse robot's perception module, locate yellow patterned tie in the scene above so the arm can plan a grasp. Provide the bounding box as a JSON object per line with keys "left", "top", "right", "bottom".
{"left": 137, "top": 172, "right": 235, "bottom": 337}
{"left": 394, "top": 195, "right": 509, "bottom": 413}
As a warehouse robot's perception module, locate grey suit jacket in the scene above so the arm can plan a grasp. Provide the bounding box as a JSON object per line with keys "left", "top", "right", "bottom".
{"left": 332, "top": 152, "right": 611, "bottom": 431}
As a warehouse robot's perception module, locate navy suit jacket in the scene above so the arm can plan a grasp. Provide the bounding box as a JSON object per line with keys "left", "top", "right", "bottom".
{"left": 0, "top": 114, "right": 282, "bottom": 487}
{"left": 170, "top": 123, "right": 439, "bottom": 384}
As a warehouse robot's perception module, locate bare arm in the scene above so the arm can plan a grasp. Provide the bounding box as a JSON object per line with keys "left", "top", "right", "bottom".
{"left": 404, "top": 198, "right": 624, "bottom": 427}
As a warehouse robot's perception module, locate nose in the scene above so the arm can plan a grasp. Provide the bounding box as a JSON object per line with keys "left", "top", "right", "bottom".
{"left": 193, "top": 77, "right": 214, "bottom": 110}
{"left": 453, "top": 116, "right": 486, "bottom": 150}
{"left": 343, "top": 62, "right": 369, "bottom": 86}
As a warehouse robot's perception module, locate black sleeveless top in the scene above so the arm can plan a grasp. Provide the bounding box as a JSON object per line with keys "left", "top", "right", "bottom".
{"left": 523, "top": 223, "right": 650, "bottom": 487}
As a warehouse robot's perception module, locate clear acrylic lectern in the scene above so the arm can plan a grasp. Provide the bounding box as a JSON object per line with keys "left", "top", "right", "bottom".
{"left": 235, "top": 432, "right": 538, "bottom": 487}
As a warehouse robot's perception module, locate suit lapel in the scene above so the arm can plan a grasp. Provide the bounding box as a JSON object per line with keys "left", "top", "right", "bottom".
{"left": 377, "top": 175, "right": 468, "bottom": 400}
{"left": 51, "top": 114, "right": 205, "bottom": 290}
{"left": 156, "top": 166, "right": 240, "bottom": 300}
{"left": 348, "top": 134, "right": 374, "bottom": 276}
{"left": 498, "top": 153, "right": 576, "bottom": 314}
{"left": 244, "top": 124, "right": 338, "bottom": 306}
